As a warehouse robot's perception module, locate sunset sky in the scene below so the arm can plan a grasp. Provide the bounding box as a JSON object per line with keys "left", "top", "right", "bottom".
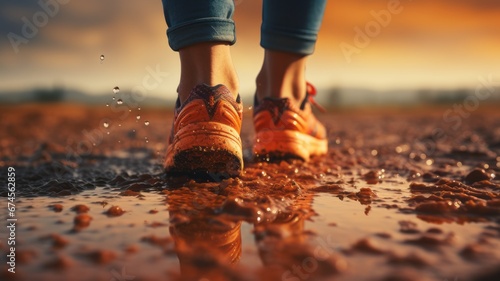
{"left": 1, "top": 0, "right": 499, "bottom": 101}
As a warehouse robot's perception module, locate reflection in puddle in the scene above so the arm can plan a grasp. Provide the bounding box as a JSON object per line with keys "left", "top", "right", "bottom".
{"left": 4, "top": 173, "right": 499, "bottom": 281}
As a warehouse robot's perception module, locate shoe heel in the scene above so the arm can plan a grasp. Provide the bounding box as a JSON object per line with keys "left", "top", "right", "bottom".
{"left": 254, "top": 130, "right": 310, "bottom": 161}
{"left": 165, "top": 122, "right": 243, "bottom": 178}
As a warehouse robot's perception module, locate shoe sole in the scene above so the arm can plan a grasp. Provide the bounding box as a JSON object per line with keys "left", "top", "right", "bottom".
{"left": 165, "top": 122, "right": 243, "bottom": 179}
{"left": 253, "top": 130, "right": 327, "bottom": 161}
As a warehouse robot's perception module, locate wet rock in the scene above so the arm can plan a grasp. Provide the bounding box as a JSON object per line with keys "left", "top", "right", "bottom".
{"left": 49, "top": 204, "right": 63, "bottom": 212}
{"left": 465, "top": 169, "right": 492, "bottom": 184}
{"left": 350, "top": 238, "right": 385, "bottom": 255}
{"left": 70, "top": 204, "right": 89, "bottom": 214}
{"left": 105, "top": 205, "right": 125, "bottom": 217}
{"left": 387, "top": 252, "right": 428, "bottom": 268}
{"left": 460, "top": 243, "right": 491, "bottom": 261}
{"left": 45, "top": 254, "right": 74, "bottom": 270}
{"left": 86, "top": 249, "right": 117, "bottom": 264}
{"left": 124, "top": 244, "right": 139, "bottom": 254}
{"left": 404, "top": 233, "right": 454, "bottom": 250}
{"left": 41, "top": 233, "right": 69, "bottom": 249}
{"left": 426, "top": 227, "right": 443, "bottom": 234}
{"left": 422, "top": 172, "right": 440, "bottom": 183}
{"left": 415, "top": 201, "right": 459, "bottom": 214}
{"left": 356, "top": 188, "right": 376, "bottom": 205}
{"left": 363, "top": 170, "right": 384, "bottom": 184}
{"left": 73, "top": 214, "right": 92, "bottom": 230}
{"left": 119, "top": 190, "right": 142, "bottom": 196}
{"left": 312, "top": 184, "right": 343, "bottom": 193}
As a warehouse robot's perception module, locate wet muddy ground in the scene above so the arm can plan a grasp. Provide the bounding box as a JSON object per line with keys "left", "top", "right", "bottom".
{"left": 0, "top": 104, "right": 499, "bottom": 281}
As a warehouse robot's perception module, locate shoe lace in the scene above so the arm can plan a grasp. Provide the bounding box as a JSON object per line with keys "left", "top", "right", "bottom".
{"left": 306, "top": 82, "right": 326, "bottom": 113}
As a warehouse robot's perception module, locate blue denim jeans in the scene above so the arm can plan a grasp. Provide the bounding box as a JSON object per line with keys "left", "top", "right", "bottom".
{"left": 161, "top": 0, "right": 327, "bottom": 55}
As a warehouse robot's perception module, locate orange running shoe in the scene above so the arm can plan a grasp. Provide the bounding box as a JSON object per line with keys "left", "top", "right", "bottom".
{"left": 253, "top": 82, "right": 328, "bottom": 161}
{"left": 164, "top": 84, "right": 243, "bottom": 178}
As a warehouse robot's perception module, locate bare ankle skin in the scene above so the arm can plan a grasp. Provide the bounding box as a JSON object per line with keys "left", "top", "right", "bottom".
{"left": 255, "top": 50, "right": 308, "bottom": 106}
{"left": 177, "top": 42, "right": 239, "bottom": 104}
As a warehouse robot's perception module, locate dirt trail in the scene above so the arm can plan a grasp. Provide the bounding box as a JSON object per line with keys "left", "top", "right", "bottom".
{"left": 0, "top": 104, "right": 499, "bottom": 281}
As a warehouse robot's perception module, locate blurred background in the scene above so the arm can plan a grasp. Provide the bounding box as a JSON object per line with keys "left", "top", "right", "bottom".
{"left": 1, "top": 0, "right": 499, "bottom": 107}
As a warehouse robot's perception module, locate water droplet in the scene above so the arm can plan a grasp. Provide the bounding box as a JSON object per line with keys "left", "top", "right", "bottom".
{"left": 112, "top": 97, "right": 115, "bottom": 101}
{"left": 248, "top": 106, "right": 253, "bottom": 110}
{"left": 136, "top": 115, "right": 141, "bottom": 120}
{"left": 132, "top": 129, "right": 136, "bottom": 132}
{"left": 129, "top": 109, "right": 131, "bottom": 112}
{"left": 112, "top": 86, "right": 120, "bottom": 94}
{"left": 138, "top": 107, "right": 141, "bottom": 111}
{"left": 99, "top": 54, "right": 105, "bottom": 63}
{"left": 105, "top": 103, "right": 109, "bottom": 107}
{"left": 144, "top": 121, "right": 150, "bottom": 126}
{"left": 371, "top": 150, "right": 378, "bottom": 156}
{"left": 103, "top": 122, "right": 109, "bottom": 128}
{"left": 117, "top": 99, "right": 123, "bottom": 105}
{"left": 106, "top": 131, "right": 110, "bottom": 135}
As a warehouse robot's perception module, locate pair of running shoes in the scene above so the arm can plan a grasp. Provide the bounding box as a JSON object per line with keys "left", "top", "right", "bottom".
{"left": 164, "top": 82, "right": 327, "bottom": 178}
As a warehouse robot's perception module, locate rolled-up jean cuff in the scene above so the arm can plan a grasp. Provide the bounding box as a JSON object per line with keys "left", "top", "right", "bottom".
{"left": 261, "top": 25, "right": 318, "bottom": 55}
{"left": 167, "top": 18, "right": 236, "bottom": 51}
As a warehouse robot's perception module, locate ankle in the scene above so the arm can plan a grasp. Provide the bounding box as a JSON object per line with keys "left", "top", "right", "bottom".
{"left": 255, "top": 50, "right": 307, "bottom": 105}
{"left": 178, "top": 43, "right": 239, "bottom": 103}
